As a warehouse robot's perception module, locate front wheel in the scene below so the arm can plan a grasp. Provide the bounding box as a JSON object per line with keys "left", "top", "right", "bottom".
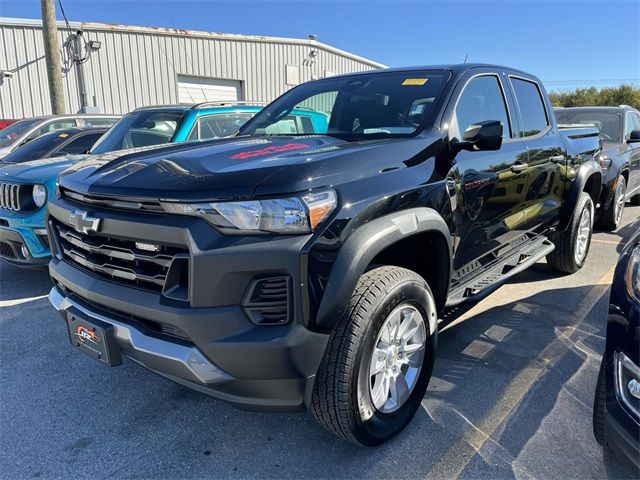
{"left": 311, "top": 266, "right": 437, "bottom": 446}
{"left": 547, "top": 191, "right": 594, "bottom": 274}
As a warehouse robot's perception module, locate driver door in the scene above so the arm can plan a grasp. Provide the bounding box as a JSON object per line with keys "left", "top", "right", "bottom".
{"left": 446, "top": 73, "right": 529, "bottom": 272}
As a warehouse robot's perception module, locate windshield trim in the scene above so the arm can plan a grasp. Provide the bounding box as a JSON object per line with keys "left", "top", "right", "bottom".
{"left": 238, "top": 69, "right": 452, "bottom": 141}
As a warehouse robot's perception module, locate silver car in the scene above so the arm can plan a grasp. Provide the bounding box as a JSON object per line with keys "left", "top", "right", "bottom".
{"left": 0, "top": 114, "right": 119, "bottom": 159}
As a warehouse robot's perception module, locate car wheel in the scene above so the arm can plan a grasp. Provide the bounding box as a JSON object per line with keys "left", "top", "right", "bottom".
{"left": 596, "top": 175, "right": 626, "bottom": 231}
{"left": 593, "top": 357, "right": 607, "bottom": 448}
{"left": 311, "top": 266, "right": 437, "bottom": 446}
{"left": 547, "top": 191, "right": 594, "bottom": 274}
{"left": 630, "top": 194, "right": 640, "bottom": 206}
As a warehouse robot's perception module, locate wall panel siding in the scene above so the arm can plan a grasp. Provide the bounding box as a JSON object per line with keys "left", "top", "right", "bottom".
{"left": 0, "top": 18, "right": 383, "bottom": 118}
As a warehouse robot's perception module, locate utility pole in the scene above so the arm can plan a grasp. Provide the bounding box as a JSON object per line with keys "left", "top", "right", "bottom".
{"left": 40, "top": 0, "right": 65, "bottom": 114}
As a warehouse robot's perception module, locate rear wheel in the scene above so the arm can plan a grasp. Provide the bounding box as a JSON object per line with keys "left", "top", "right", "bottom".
{"left": 596, "top": 175, "right": 626, "bottom": 231}
{"left": 311, "top": 266, "right": 437, "bottom": 446}
{"left": 547, "top": 191, "right": 594, "bottom": 274}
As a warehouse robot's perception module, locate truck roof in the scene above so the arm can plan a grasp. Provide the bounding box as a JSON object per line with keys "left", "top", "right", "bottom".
{"left": 328, "top": 63, "right": 534, "bottom": 79}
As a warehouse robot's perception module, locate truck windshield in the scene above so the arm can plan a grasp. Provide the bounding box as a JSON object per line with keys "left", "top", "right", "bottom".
{"left": 239, "top": 70, "right": 449, "bottom": 140}
{"left": 554, "top": 109, "right": 622, "bottom": 143}
{"left": 0, "top": 118, "right": 41, "bottom": 147}
{"left": 91, "top": 110, "right": 184, "bottom": 154}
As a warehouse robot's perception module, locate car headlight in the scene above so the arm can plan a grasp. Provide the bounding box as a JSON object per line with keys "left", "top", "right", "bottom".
{"left": 162, "top": 189, "right": 337, "bottom": 234}
{"left": 32, "top": 184, "right": 47, "bottom": 208}
{"left": 627, "top": 244, "right": 640, "bottom": 302}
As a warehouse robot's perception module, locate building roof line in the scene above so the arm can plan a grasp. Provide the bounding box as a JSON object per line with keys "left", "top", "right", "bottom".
{"left": 0, "top": 17, "right": 387, "bottom": 69}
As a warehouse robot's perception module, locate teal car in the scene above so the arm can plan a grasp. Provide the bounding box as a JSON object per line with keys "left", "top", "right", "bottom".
{"left": 0, "top": 102, "right": 329, "bottom": 268}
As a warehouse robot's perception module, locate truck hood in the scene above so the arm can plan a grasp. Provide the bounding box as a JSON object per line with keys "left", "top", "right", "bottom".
{"left": 0, "top": 155, "right": 87, "bottom": 184}
{"left": 58, "top": 134, "right": 441, "bottom": 200}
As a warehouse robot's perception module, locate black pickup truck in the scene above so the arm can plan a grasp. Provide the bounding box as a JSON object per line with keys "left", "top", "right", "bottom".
{"left": 46, "top": 64, "right": 602, "bottom": 446}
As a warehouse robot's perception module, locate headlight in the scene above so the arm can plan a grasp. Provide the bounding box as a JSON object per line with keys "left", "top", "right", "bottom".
{"left": 626, "top": 244, "right": 640, "bottom": 302}
{"left": 32, "top": 184, "right": 47, "bottom": 208}
{"left": 162, "top": 189, "right": 337, "bottom": 234}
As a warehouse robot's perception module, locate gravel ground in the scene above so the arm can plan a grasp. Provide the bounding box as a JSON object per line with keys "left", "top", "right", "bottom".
{"left": 1, "top": 205, "right": 638, "bottom": 479}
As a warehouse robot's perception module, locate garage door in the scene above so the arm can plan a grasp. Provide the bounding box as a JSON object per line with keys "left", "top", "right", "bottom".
{"left": 177, "top": 75, "right": 242, "bottom": 104}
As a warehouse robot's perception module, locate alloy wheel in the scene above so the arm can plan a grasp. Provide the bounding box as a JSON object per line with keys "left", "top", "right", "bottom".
{"left": 575, "top": 206, "right": 592, "bottom": 265}
{"left": 367, "top": 304, "right": 426, "bottom": 414}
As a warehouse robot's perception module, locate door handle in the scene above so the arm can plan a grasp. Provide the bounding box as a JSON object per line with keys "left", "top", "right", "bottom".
{"left": 510, "top": 162, "right": 528, "bottom": 173}
{"left": 549, "top": 155, "right": 565, "bottom": 163}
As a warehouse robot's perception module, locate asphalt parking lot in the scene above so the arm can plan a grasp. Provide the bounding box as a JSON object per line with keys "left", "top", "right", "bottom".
{"left": 1, "top": 206, "right": 638, "bottom": 479}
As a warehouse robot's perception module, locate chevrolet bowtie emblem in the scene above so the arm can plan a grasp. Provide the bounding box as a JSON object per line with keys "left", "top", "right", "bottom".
{"left": 69, "top": 210, "right": 101, "bottom": 234}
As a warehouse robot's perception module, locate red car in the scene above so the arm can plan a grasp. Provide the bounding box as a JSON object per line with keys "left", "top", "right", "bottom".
{"left": 0, "top": 119, "right": 17, "bottom": 130}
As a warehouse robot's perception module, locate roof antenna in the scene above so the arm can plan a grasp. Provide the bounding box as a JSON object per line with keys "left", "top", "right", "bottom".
{"left": 463, "top": 53, "right": 469, "bottom": 64}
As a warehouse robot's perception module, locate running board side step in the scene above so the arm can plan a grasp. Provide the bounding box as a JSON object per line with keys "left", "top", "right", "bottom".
{"left": 445, "top": 237, "right": 555, "bottom": 308}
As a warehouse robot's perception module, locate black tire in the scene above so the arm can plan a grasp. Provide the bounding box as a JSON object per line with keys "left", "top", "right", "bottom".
{"left": 630, "top": 194, "right": 640, "bottom": 206}
{"left": 310, "top": 266, "right": 437, "bottom": 446}
{"left": 547, "top": 191, "right": 594, "bottom": 274}
{"left": 596, "top": 175, "right": 626, "bottom": 231}
{"left": 593, "top": 357, "right": 607, "bottom": 448}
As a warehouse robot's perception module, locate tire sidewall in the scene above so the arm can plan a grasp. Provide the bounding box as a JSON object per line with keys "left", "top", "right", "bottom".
{"left": 351, "top": 278, "right": 437, "bottom": 446}
{"left": 613, "top": 176, "right": 626, "bottom": 228}
{"left": 572, "top": 193, "right": 594, "bottom": 269}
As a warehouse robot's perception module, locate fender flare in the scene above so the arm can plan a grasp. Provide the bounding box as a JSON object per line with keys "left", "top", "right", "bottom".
{"left": 314, "top": 207, "right": 452, "bottom": 330}
{"left": 557, "top": 159, "right": 602, "bottom": 232}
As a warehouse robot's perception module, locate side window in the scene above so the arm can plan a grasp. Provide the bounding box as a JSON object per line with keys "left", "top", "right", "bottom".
{"left": 29, "top": 120, "right": 77, "bottom": 139}
{"left": 194, "top": 113, "right": 255, "bottom": 141}
{"left": 511, "top": 78, "right": 549, "bottom": 137}
{"left": 82, "top": 118, "right": 118, "bottom": 127}
{"left": 59, "top": 133, "right": 104, "bottom": 155}
{"left": 625, "top": 112, "right": 640, "bottom": 139}
{"left": 265, "top": 114, "right": 316, "bottom": 135}
{"left": 449, "top": 75, "right": 511, "bottom": 142}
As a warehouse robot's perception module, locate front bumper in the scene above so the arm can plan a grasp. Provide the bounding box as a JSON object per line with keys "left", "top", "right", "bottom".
{"left": 0, "top": 225, "right": 50, "bottom": 268}
{"left": 47, "top": 194, "right": 329, "bottom": 411}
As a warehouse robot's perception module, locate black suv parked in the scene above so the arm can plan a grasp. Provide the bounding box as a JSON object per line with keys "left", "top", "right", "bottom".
{"left": 593, "top": 229, "right": 640, "bottom": 476}
{"left": 47, "top": 64, "right": 602, "bottom": 445}
{"left": 555, "top": 106, "right": 640, "bottom": 230}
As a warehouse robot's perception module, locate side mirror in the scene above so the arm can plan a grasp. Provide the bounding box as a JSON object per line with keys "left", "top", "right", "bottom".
{"left": 627, "top": 130, "right": 640, "bottom": 143}
{"left": 451, "top": 120, "right": 503, "bottom": 152}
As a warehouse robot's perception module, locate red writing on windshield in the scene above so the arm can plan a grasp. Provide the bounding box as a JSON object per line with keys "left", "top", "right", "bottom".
{"left": 231, "top": 143, "right": 310, "bottom": 160}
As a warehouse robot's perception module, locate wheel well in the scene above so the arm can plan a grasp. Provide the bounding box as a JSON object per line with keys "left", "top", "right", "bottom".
{"left": 583, "top": 172, "right": 602, "bottom": 204}
{"left": 620, "top": 168, "right": 629, "bottom": 185}
{"left": 368, "top": 231, "right": 450, "bottom": 312}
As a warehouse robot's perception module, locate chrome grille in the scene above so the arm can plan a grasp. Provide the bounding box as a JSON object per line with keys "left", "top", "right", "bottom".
{"left": 53, "top": 220, "right": 188, "bottom": 293}
{"left": 0, "top": 183, "right": 20, "bottom": 211}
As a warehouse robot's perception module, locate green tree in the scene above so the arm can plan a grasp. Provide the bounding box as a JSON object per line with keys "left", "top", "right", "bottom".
{"left": 549, "top": 84, "right": 640, "bottom": 110}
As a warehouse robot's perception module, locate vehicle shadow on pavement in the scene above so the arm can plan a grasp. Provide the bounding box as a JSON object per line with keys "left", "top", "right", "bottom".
{"left": 0, "top": 280, "right": 631, "bottom": 479}
{"left": 0, "top": 262, "right": 52, "bottom": 302}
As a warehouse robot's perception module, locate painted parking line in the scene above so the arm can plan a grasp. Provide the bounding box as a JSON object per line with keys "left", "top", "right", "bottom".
{"left": 424, "top": 264, "right": 616, "bottom": 479}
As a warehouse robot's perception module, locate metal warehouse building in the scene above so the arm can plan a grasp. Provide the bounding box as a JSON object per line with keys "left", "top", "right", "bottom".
{"left": 0, "top": 17, "right": 384, "bottom": 119}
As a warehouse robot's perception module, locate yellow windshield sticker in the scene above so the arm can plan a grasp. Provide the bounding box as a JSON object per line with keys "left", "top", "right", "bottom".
{"left": 402, "top": 78, "right": 428, "bottom": 86}
{"left": 58, "top": 133, "right": 69, "bottom": 138}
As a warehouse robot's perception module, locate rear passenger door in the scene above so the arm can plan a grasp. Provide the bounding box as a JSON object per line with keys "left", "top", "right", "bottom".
{"left": 508, "top": 76, "right": 567, "bottom": 230}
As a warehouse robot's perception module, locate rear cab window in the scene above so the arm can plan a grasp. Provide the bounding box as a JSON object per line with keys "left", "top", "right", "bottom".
{"left": 510, "top": 77, "right": 549, "bottom": 137}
